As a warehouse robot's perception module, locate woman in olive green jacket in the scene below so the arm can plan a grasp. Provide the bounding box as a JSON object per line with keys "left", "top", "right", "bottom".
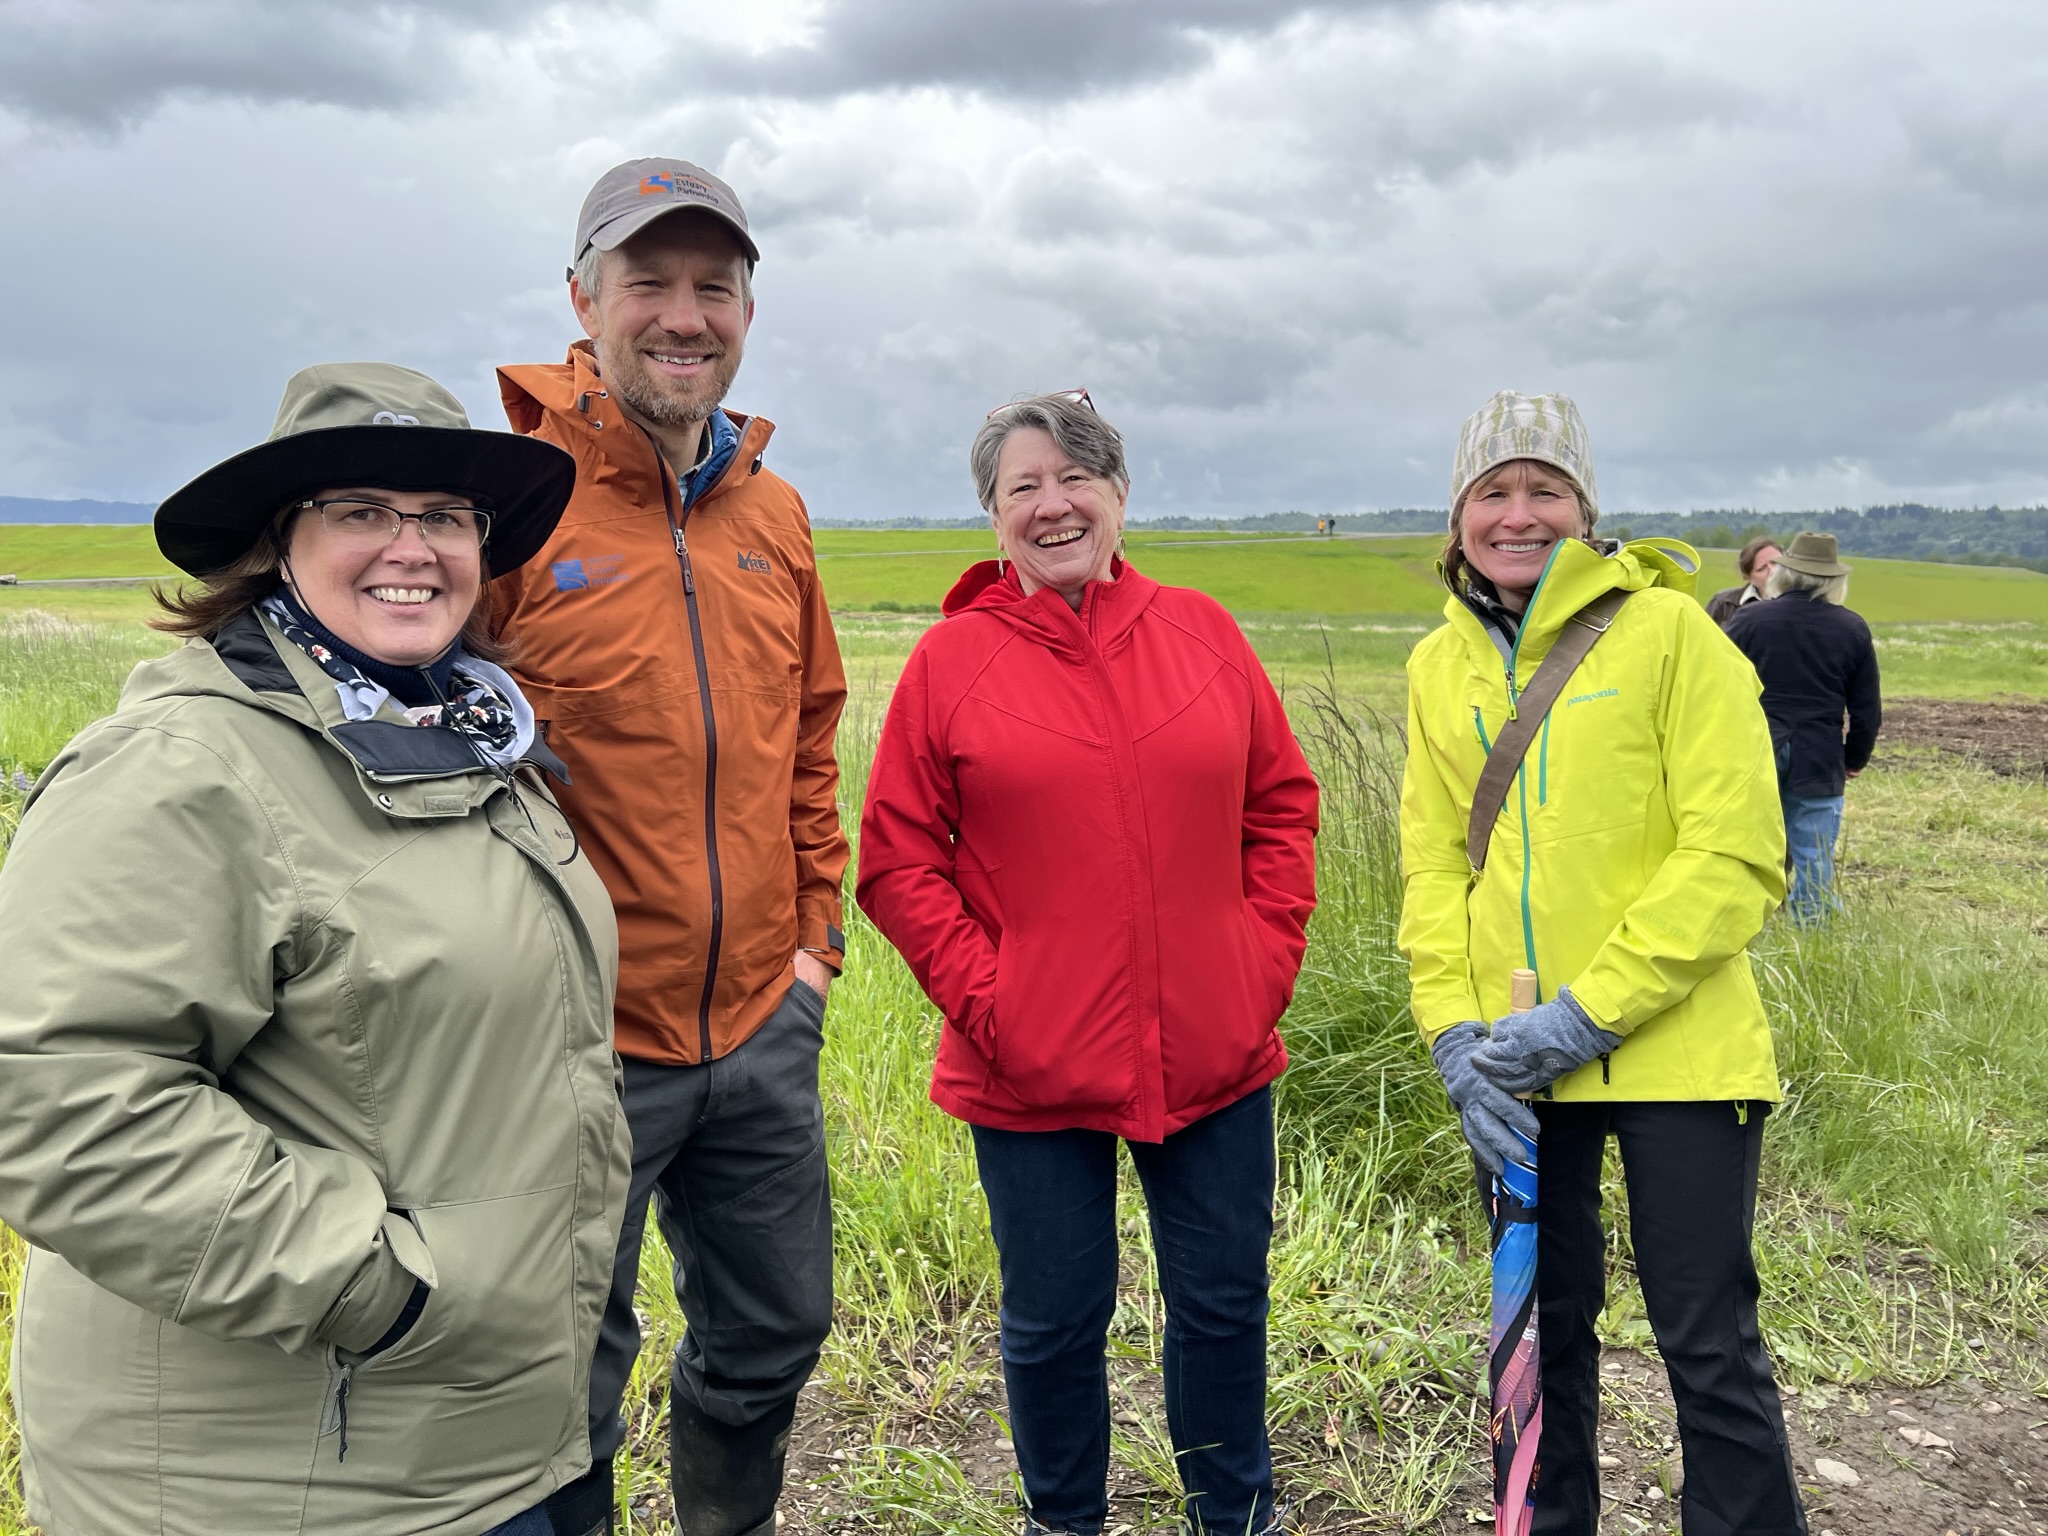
{"left": 0, "top": 365, "right": 630, "bottom": 1536}
{"left": 1399, "top": 392, "right": 1806, "bottom": 1535}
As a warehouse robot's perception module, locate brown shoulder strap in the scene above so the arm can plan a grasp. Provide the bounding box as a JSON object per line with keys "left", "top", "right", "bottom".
{"left": 1466, "top": 587, "right": 1632, "bottom": 872}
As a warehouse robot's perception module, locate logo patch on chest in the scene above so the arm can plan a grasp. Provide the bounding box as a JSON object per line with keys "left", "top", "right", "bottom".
{"left": 736, "top": 549, "right": 772, "bottom": 575}
{"left": 550, "top": 554, "right": 628, "bottom": 592}
{"left": 1565, "top": 687, "right": 1620, "bottom": 707}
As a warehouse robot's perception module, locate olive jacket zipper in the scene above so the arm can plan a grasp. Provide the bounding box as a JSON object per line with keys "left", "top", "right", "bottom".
{"left": 644, "top": 425, "right": 725, "bottom": 1064}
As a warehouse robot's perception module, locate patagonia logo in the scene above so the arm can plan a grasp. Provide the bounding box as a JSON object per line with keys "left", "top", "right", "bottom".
{"left": 550, "top": 554, "right": 627, "bottom": 592}
{"left": 1566, "top": 687, "right": 1620, "bottom": 707}
{"left": 736, "top": 549, "right": 772, "bottom": 574}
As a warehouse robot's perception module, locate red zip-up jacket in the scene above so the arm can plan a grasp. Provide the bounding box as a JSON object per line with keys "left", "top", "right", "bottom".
{"left": 856, "top": 560, "right": 1319, "bottom": 1141}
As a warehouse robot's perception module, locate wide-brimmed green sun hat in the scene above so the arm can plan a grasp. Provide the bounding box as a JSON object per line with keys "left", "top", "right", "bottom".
{"left": 155, "top": 363, "right": 574, "bottom": 577}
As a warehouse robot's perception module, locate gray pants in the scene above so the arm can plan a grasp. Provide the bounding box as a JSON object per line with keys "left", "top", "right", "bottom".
{"left": 589, "top": 979, "right": 834, "bottom": 1456}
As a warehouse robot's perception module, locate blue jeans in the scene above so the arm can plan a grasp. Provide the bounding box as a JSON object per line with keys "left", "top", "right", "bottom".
{"left": 481, "top": 1505, "right": 552, "bottom": 1536}
{"left": 1781, "top": 793, "right": 1844, "bottom": 923}
{"left": 970, "top": 1086, "right": 1277, "bottom": 1536}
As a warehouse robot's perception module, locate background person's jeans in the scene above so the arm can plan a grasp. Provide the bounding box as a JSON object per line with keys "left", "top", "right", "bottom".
{"left": 970, "top": 1086, "right": 1277, "bottom": 1536}
{"left": 1781, "top": 793, "right": 1844, "bottom": 922}
{"left": 482, "top": 1506, "right": 553, "bottom": 1536}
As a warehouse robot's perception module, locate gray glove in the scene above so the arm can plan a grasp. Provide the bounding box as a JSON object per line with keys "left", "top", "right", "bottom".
{"left": 1471, "top": 987, "right": 1623, "bottom": 1096}
{"left": 1433, "top": 1022, "right": 1541, "bottom": 1176}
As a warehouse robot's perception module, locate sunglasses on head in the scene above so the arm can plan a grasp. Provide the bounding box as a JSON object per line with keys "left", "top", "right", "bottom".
{"left": 987, "top": 388, "right": 1095, "bottom": 420}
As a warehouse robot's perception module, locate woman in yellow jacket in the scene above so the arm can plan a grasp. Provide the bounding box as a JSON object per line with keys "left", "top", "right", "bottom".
{"left": 1399, "top": 392, "right": 1807, "bottom": 1535}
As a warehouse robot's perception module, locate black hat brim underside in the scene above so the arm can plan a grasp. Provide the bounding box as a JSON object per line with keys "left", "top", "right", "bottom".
{"left": 154, "top": 425, "right": 576, "bottom": 578}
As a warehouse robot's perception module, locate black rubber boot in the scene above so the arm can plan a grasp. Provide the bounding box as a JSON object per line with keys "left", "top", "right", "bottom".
{"left": 543, "top": 1454, "right": 614, "bottom": 1536}
{"left": 669, "top": 1391, "right": 795, "bottom": 1536}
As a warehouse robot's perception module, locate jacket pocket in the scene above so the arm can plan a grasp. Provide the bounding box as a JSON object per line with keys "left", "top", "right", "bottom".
{"left": 988, "top": 931, "right": 1132, "bottom": 1117}
{"left": 1242, "top": 905, "right": 1297, "bottom": 1023}
{"left": 302, "top": 1188, "right": 578, "bottom": 1511}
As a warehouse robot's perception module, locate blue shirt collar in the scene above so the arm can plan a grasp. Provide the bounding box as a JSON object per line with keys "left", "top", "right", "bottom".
{"left": 682, "top": 409, "right": 741, "bottom": 511}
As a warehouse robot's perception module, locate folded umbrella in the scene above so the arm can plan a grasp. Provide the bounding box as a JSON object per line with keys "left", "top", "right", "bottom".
{"left": 1488, "top": 966, "right": 1543, "bottom": 1534}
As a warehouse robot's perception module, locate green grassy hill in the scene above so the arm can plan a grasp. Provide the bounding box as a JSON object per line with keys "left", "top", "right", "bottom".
{"left": 0, "top": 525, "right": 172, "bottom": 580}
{"left": 5, "top": 524, "right": 2048, "bottom": 625}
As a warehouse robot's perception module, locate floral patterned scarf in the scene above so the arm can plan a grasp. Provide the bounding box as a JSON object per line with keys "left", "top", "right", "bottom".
{"left": 259, "top": 594, "right": 535, "bottom": 771}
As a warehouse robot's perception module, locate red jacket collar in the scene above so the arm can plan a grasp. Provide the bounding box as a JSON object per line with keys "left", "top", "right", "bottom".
{"left": 942, "top": 557, "right": 1158, "bottom": 654}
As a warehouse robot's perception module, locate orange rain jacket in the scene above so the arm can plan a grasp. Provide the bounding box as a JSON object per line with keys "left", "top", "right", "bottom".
{"left": 493, "top": 344, "right": 849, "bottom": 1065}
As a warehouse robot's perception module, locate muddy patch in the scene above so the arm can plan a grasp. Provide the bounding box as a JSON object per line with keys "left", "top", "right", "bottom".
{"left": 1880, "top": 697, "right": 2048, "bottom": 779}
{"left": 1418, "top": 1350, "right": 2048, "bottom": 1536}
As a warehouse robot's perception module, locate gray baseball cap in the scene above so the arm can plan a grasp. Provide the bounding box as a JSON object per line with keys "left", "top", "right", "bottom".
{"left": 570, "top": 157, "right": 758, "bottom": 275}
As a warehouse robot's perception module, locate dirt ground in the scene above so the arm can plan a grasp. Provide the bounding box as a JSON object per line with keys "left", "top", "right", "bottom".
{"left": 1504, "top": 1350, "right": 2048, "bottom": 1536}
{"left": 612, "top": 1339, "right": 2048, "bottom": 1534}
{"left": 1880, "top": 696, "right": 2048, "bottom": 778}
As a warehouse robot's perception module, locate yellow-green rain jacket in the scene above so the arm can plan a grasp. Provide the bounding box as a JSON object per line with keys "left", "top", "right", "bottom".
{"left": 1398, "top": 537, "right": 1788, "bottom": 1101}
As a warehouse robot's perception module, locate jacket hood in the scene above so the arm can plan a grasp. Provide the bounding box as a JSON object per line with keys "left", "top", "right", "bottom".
{"left": 110, "top": 615, "right": 563, "bottom": 821}
{"left": 497, "top": 343, "right": 775, "bottom": 507}
{"left": 1442, "top": 537, "right": 1700, "bottom": 649}
{"left": 941, "top": 557, "right": 1158, "bottom": 657}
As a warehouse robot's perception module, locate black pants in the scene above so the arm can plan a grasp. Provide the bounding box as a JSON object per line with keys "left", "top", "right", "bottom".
{"left": 586, "top": 980, "right": 834, "bottom": 1457}
{"left": 1533, "top": 1100, "right": 1807, "bottom": 1536}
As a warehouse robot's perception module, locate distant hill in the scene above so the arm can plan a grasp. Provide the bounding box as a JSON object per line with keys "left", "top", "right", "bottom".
{"left": 1, "top": 497, "right": 154, "bottom": 524}
{"left": 818, "top": 505, "right": 2048, "bottom": 571}
{"left": 1601, "top": 506, "right": 2048, "bottom": 573}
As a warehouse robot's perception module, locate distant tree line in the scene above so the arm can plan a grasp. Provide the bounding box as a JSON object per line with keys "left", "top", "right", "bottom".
{"left": 831, "top": 504, "right": 2048, "bottom": 570}
{"left": 1597, "top": 506, "right": 2048, "bottom": 573}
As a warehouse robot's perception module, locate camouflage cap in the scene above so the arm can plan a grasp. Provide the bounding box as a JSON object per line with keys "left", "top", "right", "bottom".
{"left": 1449, "top": 390, "right": 1599, "bottom": 527}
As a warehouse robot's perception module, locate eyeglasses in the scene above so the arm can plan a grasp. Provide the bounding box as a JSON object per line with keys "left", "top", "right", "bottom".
{"left": 986, "top": 387, "right": 1095, "bottom": 420}
{"left": 295, "top": 498, "right": 492, "bottom": 549}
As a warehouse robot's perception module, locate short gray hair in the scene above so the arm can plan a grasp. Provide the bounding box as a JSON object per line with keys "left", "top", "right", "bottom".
{"left": 1766, "top": 561, "right": 1849, "bottom": 605}
{"left": 971, "top": 395, "right": 1129, "bottom": 516}
{"left": 571, "top": 240, "right": 754, "bottom": 307}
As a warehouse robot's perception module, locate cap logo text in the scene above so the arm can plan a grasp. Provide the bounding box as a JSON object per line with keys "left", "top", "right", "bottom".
{"left": 372, "top": 410, "right": 421, "bottom": 426}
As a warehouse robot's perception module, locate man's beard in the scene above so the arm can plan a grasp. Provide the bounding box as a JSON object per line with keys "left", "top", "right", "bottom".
{"left": 596, "top": 327, "right": 742, "bottom": 430}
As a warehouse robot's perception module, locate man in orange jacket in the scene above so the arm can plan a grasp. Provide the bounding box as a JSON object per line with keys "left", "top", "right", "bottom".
{"left": 495, "top": 158, "right": 849, "bottom": 1536}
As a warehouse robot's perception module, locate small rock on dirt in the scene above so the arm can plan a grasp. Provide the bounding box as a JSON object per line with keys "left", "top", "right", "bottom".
{"left": 1814, "top": 1457, "right": 1861, "bottom": 1486}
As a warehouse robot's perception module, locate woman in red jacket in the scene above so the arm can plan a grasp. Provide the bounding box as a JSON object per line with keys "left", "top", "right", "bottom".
{"left": 857, "top": 393, "right": 1319, "bottom": 1536}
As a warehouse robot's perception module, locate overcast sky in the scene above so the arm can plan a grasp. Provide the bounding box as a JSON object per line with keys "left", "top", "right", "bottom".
{"left": 3, "top": 0, "right": 2044, "bottom": 519}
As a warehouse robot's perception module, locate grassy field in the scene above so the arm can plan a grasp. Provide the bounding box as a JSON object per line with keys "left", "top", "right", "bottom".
{"left": 1, "top": 527, "right": 2046, "bottom": 1532}
{"left": 8, "top": 522, "right": 2048, "bottom": 623}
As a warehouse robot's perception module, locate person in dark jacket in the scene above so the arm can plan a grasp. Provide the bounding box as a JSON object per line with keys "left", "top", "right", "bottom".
{"left": 857, "top": 392, "right": 1319, "bottom": 1536}
{"left": 1725, "top": 532, "right": 1881, "bottom": 922}
{"left": 1705, "top": 534, "right": 1781, "bottom": 626}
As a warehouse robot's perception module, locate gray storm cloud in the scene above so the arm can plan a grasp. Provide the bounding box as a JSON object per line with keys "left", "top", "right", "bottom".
{"left": 0, "top": 0, "right": 2043, "bottom": 517}
{"left": 0, "top": 0, "right": 579, "bottom": 127}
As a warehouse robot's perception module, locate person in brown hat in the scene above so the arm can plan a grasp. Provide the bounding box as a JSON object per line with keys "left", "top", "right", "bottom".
{"left": 1725, "top": 532, "right": 1882, "bottom": 921}
{"left": 1704, "top": 534, "right": 1781, "bottom": 626}
{"left": 495, "top": 159, "right": 849, "bottom": 1536}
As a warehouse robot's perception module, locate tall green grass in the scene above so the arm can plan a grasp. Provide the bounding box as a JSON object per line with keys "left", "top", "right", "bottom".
{"left": 0, "top": 614, "right": 174, "bottom": 785}
{"left": 1, "top": 618, "right": 2044, "bottom": 1533}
